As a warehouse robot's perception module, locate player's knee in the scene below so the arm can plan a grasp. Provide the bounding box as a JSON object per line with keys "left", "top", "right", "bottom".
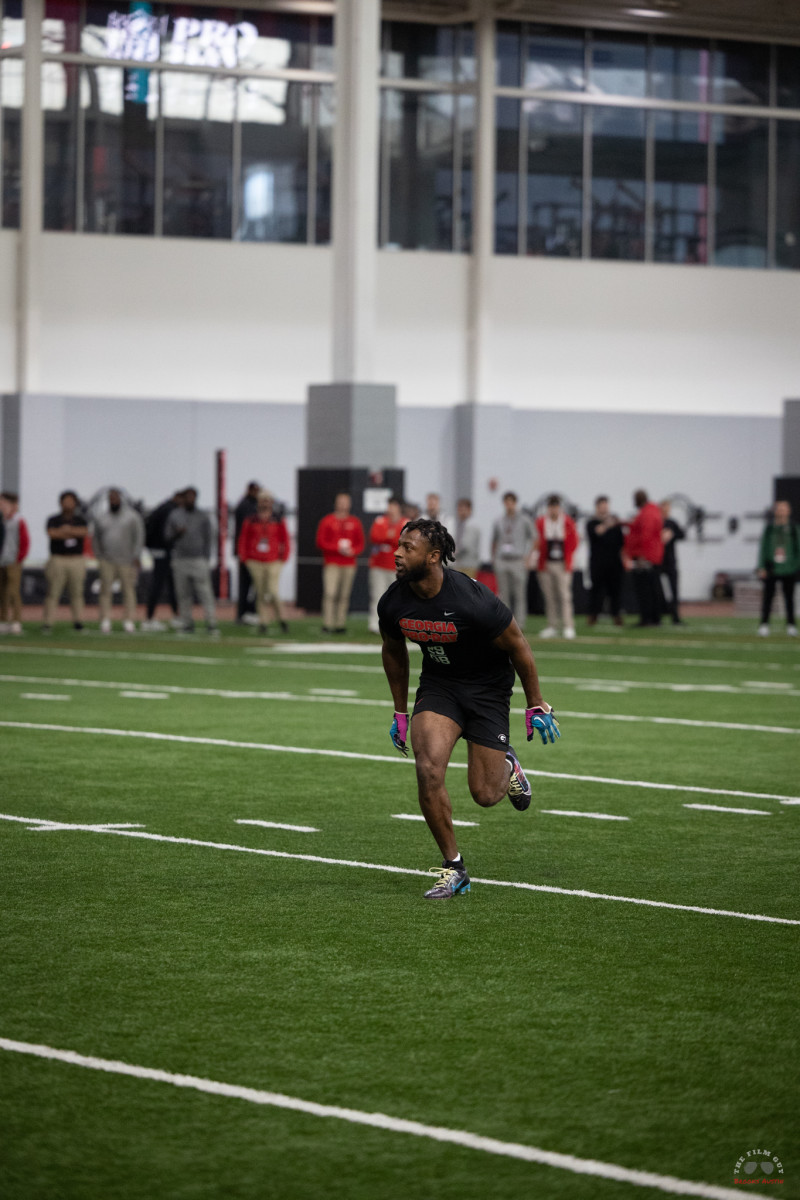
{"left": 415, "top": 756, "right": 446, "bottom": 794}
{"left": 469, "top": 783, "right": 500, "bottom": 808}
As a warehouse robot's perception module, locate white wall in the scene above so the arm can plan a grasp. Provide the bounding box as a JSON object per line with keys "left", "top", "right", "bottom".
{"left": 0, "top": 231, "right": 17, "bottom": 393}
{"left": 9, "top": 234, "right": 798, "bottom": 420}
{"left": 487, "top": 257, "right": 800, "bottom": 418}
{"left": 35, "top": 235, "right": 332, "bottom": 402}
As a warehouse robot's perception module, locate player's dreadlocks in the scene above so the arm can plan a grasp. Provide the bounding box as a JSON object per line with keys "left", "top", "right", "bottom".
{"left": 402, "top": 518, "right": 456, "bottom": 566}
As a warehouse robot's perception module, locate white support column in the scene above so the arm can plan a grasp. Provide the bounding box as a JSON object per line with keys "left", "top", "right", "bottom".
{"left": 16, "top": 0, "right": 44, "bottom": 395}
{"left": 466, "top": 4, "right": 495, "bottom": 405}
{"left": 331, "top": 0, "right": 381, "bottom": 384}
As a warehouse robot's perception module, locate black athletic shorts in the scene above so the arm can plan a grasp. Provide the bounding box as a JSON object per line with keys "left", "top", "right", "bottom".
{"left": 412, "top": 677, "right": 512, "bottom": 752}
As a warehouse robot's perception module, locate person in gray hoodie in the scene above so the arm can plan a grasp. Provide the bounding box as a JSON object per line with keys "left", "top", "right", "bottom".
{"left": 164, "top": 487, "right": 218, "bottom": 634}
{"left": 93, "top": 488, "right": 145, "bottom": 633}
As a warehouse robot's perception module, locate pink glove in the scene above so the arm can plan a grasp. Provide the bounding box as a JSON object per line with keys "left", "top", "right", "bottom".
{"left": 390, "top": 712, "right": 409, "bottom": 756}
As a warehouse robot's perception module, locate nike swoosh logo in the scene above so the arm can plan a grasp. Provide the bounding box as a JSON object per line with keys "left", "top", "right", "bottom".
{"left": 444, "top": 611, "right": 456, "bottom": 616}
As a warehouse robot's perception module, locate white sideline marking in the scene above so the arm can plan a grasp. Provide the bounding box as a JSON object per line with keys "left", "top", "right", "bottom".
{"left": 236, "top": 819, "right": 319, "bottom": 833}
{"left": 119, "top": 691, "right": 169, "bottom": 700}
{"left": 0, "top": 1038, "right": 745, "bottom": 1200}
{"left": 541, "top": 810, "right": 630, "bottom": 822}
{"left": 554, "top": 675, "right": 800, "bottom": 699}
{"left": 392, "top": 813, "right": 479, "bottom": 828}
{"left": 683, "top": 804, "right": 770, "bottom": 816}
{"left": 0, "top": 811, "right": 797, "bottom": 926}
{"left": 19, "top": 692, "right": 71, "bottom": 701}
{"left": 1, "top": 721, "right": 798, "bottom": 806}
{"left": 309, "top": 688, "right": 359, "bottom": 697}
{"left": 2, "top": 675, "right": 799, "bottom": 735}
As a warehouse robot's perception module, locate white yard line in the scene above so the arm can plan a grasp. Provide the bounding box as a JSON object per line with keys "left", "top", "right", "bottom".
{"left": 392, "top": 813, "right": 479, "bottom": 827}
{"left": 119, "top": 691, "right": 169, "bottom": 700}
{"left": 19, "top": 693, "right": 71, "bottom": 701}
{"left": 236, "top": 819, "right": 319, "bottom": 833}
{"left": 0, "top": 1037, "right": 745, "bottom": 1200}
{"left": 2, "top": 676, "right": 798, "bottom": 734}
{"left": 683, "top": 804, "right": 771, "bottom": 816}
{"left": 541, "top": 811, "right": 630, "bottom": 821}
{"left": 1, "top": 721, "right": 798, "bottom": 805}
{"left": 0, "top": 812, "right": 796, "bottom": 926}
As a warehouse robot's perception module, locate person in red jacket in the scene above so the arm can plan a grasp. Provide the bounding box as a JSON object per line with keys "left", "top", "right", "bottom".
{"left": 0, "top": 491, "right": 30, "bottom": 635}
{"left": 368, "top": 495, "right": 405, "bottom": 634}
{"left": 316, "top": 492, "right": 365, "bottom": 634}
{"left": 236, "top": 490, "right": 291, "bottom": 635}
{"left": 623, "top": 489, "right": 665, "bottom": 627}
{"left": 534, "top": 494, "right": 579, "bottom": 639}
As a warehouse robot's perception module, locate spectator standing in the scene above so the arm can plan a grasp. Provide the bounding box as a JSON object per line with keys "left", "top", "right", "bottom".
{"left": 424, "top": 492, "right": 454, "bottom": 534}
{"left": 316, "top": 492, "right": 365, "bottom": 634}
{"left": 623, "top": 489, "right": 664, "bottom": 627}
{"left": 367, "top": 496, "right": 405, "bottom": 634}
{"left": 453, "top": 498, "right": 481, "bottom": 578}
{"left": 586, "top": 496, "right": 624, "bottom": 627}
{"left": 491, "top": 492, "right": 535, "bottom": 629}
{"left": 757, "top": 499, "right": 799, "bottom": 637}
{"left": 93, "top": 488, "right": 145, "bottom": 633}
{"left": 141, "top": 490, "right": 182, "bottom": 631}
{"left": 535, "top": 494, "right": 579, "bottom": 639}
{"left": 164, "top": 488, "right": 218, "bottom": 635}
{"left": 659, "top": 499, "right": 686, "bottom": 625}
{"left": 234, "top": 481, "right": 261, "bottom": 623}
{"left": 236, "top": 490, "right": 291, "bottom": 635}
{"left": 0, "top": 491, "right": 30, "bottom": 634}
{"left": 42, "top": 490, "right": 89, "bottom": 632}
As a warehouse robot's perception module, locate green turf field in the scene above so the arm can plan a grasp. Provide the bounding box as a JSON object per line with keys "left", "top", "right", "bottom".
{"left": 1, "top": 615, "right": 797, "bottom": 1199}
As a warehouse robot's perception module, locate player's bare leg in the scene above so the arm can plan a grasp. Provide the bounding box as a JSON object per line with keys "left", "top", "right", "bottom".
{"left": 466, "top": 742, "right": 513, "bottom": 807}
{"left": 410, "top": 710, "right": 462, "bottom": 861}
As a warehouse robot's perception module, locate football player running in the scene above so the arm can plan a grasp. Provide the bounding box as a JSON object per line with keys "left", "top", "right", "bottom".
{"left": 378, "top": 519, "right": 560, "bottom": 900}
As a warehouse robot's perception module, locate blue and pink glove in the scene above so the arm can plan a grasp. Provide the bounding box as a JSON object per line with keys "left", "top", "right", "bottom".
{"left": 526, "top": 704, "right": 560, "bottom": 745}
{"left": 390, "top": 712, "right": 409, "bottom": 756}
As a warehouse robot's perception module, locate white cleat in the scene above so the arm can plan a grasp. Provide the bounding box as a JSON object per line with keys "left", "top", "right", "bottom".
{"left": 788, "top": 625, "right": 798, "bottom": 637}
{"left": 563, "top": 626, "right": 576, "bottom": 640}
{"left": 538, "top": 626, "right": 558, "bottom": 639}
{"left": 100, "top": 618, "right": 112, "bottom": 634}
{"left": 10, "top": 622, "right": 22, "bottom": 635}
{"left": 123, "top": 620, "right": 136, "bottom": 633}
{"left": 757, "top": 624, "right": 770, "bottom": 637}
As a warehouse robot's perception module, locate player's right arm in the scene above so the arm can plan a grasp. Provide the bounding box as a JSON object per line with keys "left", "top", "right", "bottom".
{"left": 380, "top": 629, "right": 410, "bottom": 755}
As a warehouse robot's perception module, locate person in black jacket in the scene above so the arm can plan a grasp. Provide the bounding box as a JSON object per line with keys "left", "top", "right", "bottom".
{"left": 659, "top": 500, "right": 686, "bottom": 625}
{"left": 234, "top": 481, "right": 260, "bottom": 622}
{"left": 141, "top": 490, "right": 183, "bottom": 630}
{"left": 586, "top": 496, "right": 625, "bottom": 626}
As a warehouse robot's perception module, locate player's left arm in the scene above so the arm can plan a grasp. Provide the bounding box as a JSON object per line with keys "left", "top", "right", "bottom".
{"left": 493, "top": 620, "right": 560, "bottom": 745}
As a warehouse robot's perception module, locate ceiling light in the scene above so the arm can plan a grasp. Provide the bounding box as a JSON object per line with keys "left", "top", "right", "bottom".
{"left": 625, "top": 7, "right": 671, "bottom": 15}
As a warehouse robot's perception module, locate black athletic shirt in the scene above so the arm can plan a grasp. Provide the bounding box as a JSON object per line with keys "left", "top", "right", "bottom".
{"left": 378, "top": 569, "right": 514, "bottom": 689}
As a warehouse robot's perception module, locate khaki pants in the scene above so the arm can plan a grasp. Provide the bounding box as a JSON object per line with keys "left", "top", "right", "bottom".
{"left": 246, "top": 559, "right": 284, "bottom": 625}
{"left": 495, "top": 559, "right": 528, "bottom": 628}
{"left": 0, "top": 563, "right": 22, "bottom": 622}
{"left": 171, "top": 557, "right": 217, "bottom": 629}
{"left": 538, "top": 562, "right": 574, "bottom": 632}
{"left": 368, "top": 566, "right": 395, "bottom": 633}
{"left": 44, "top": 556, "right": 87, "bottom": 624}
{"left": 322, "top": 563, "right": 356, "bottom": 630}
{"left": 98, "top": 559, "right": 139, "bottom": 622}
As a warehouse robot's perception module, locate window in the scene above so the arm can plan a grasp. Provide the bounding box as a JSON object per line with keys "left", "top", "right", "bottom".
{"left": 591, "top": 106, "right": 646, "bottom": 260}
{"left": 380, "top": 89, "right": 458, "bottom": 251}
{"left": 496, "top": 22, "right": 800, "bottom": 271}
{"left": 776, "top": 122, "right": 800, "bottom": 270}
{"left": 525, "top": 100, "right": 583, "bottom": 257}
{"left": 713, "top": 114, "right": 768, "bottom": 266}
{"left": 1, "top": 57, "right": 22, "bottom": 227}
{"left": 82, "top": 65, "right": 157, "bottom": 234}
{"left": 653, "top": 110, "right": 709, "bottom": 264}
{"left": 379, "top": 22, "right": 475, "bottom": 252}
{"left": 38, "top": 2, "right": 333, "bottom": 243}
